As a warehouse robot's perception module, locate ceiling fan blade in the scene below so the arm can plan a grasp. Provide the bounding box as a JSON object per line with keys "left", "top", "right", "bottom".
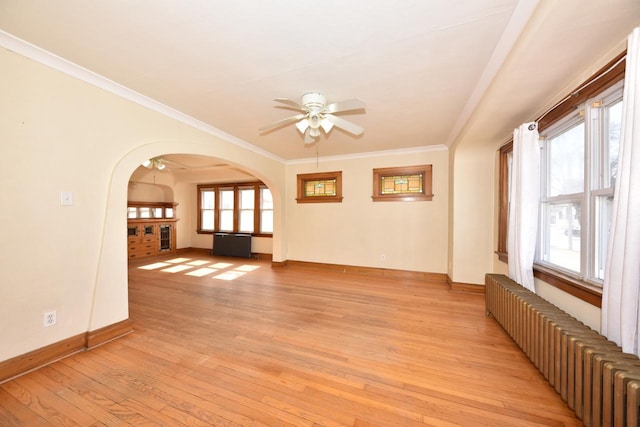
{"left": 274, "top": 98, "right": 302, "bottom": 110}
{"left": 325, "top": 98, "right": 365, "bottom": 114}
{"left": 259, "top": 114, "right": 306, "bottom": 132}
{"left": 304, "top": 128, "right": 316, "bottom": 144}
{"left": 323, "top": 114, "right": 364, "bottom": 136}
{"left": 161, "top": 158, "right": 191, "bottom": 169}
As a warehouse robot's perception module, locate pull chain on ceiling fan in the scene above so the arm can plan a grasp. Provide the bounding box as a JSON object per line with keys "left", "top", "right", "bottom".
{"left": 260, "top": 92, "right": 365, "bottom": 144}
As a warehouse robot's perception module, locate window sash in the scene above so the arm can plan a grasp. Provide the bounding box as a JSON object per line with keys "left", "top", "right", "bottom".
{"left": 238, "top": 187, "right": 255, "bottom": 233}
{"left": 260, "top": 187, "right": 274, "bottom": 233}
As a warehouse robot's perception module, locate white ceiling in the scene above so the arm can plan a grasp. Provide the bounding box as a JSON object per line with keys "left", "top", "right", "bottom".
{"left": 1, "top": 1, "right": 639, "bottom": 163}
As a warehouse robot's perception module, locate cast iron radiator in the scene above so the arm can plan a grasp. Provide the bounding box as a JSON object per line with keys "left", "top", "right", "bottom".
{"left": 212, "top": 233, "right": 252, "bottom": 258}
{"left": 485, "top": 274, "right": 640, "bottom": 426}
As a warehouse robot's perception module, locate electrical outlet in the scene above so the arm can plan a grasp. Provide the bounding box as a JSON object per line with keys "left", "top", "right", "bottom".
{"left": 44, "top": 310, "right": 56, "bottom": 327}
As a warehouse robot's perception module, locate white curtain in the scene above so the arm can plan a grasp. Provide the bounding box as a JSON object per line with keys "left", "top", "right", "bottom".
{"left": 602, "top": 27, "right": 640, "bottom": 355}
{"left": 508, "top": 122, "right": 540, "bottom": 292}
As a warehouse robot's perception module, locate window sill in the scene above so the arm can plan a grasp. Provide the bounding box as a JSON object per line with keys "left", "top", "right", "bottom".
{"left": 196, "top": 230, "right": 272, "bottom": 238}
{"left": 296, "top": 197, "right": 343, "bottom": 203}
{"left": 533, "top": 265, "right": 602, "bottom": 308}
{"left": 371, "top": 194, "right": 434, "bottom": 202}
{"left": 494, "top": 252, "right": 602, "bottom": 307}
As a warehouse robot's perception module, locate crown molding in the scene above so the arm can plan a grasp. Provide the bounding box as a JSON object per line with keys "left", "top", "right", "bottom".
{"left": 0, "top": 30, "right": 285, "bottom": 163}
{"left": 285, "top": 145, "right": 448, "bottom": 165}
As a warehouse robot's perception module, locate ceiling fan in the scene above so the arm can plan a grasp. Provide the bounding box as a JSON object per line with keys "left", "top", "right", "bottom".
{"left": 141, "top": 157, "right": 166, "bottom": 170}
{"left": 260, "top": 92, "right": 365, "bottom": 144}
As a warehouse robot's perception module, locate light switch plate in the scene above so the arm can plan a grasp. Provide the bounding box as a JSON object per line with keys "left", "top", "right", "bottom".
{"left": 60, "top": 191, "right": 73, "bottom": 206}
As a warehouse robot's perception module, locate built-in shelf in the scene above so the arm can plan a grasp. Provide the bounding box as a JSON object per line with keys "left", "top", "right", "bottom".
{"left": 127, "top": 201, "right": 178, "bottom": 261}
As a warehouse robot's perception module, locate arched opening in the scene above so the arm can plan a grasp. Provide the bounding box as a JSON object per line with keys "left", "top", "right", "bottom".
{"left": 89, "top": 141, "right": 285, "bottom": 334}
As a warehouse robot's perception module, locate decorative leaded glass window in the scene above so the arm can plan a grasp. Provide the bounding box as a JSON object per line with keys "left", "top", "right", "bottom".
{"left": 372, "top": 165, "right": 433, "bottom": 202}
{"left": 305, "top": 179, "right": 337, "bottom": 197}
{"left": 380, "top": 174, "right": 423, "bottom": 195}
{"left": 296, "top": 171, "right": 343, "bottom": 203}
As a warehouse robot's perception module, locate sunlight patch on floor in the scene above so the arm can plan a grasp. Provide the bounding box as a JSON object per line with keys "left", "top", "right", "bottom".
{"left": 186, "top": 268, "right": 218, "bottom": 277}
{"left": 166, "top": 257, "right": 192, "bottom": 264}
{"left": 211, "top": 262, "right": 234, "bottom": 269}
{"left": 186, "top": 260, "right": 210, "bottom": 266}
{"left": 138, "top": 262, "right": 170, "bottom": 270}
{"left": 213, "top": 271, "right": 246, "bottom": 281}
{"left": 162, "top": 265, "right": 193, "bottom": 273}
{"left": 138, "top": 257, "right": 262, "bottom": 280}
{"left": 235, "top": 265, "right": 260, "bottom": 272}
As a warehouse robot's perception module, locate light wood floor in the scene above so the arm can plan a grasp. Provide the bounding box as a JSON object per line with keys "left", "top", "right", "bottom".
{"left": 0, "top": 251, "right": 580, "bottom": 426}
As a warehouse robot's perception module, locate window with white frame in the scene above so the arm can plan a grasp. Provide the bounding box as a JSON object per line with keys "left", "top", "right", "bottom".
{"left": 238, "top": 187, "right": 255, "bottom": 233}
{"left": 219, "top": 188, "right": 235, "bottom": 232}
{"left": 537, "top": 81, "right": 623, "bottom": 285}
{"left": 260, "top": 187, "right": 274, "bottom": 233}
{"left": 200, "top": 188, "right": 216, "bottom": 231}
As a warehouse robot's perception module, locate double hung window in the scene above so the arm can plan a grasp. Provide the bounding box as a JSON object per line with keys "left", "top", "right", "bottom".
{"left": 498, "top": 52, "right": 625, "bottom": 303}
{"left": 537, "top": 82, "right": 623, "bottom": 284}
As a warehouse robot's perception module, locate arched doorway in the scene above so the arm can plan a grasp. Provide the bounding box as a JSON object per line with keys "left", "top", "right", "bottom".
{"left": 88, "top": 141, "right": 285, "bottom": 334}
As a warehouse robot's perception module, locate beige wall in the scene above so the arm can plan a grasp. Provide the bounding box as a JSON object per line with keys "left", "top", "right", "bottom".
{"left": 0, "top": 46, "right": 286, "bottom": 361}
{"left": 449, "top": 143, "right": 497, "bottom": 284}
{"left": 285, "top": 148, "right": 449, "bottom": 273}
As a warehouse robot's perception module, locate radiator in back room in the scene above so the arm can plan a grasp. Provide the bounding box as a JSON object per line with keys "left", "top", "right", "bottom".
{"left": 485, "top": 274, "right": 640, "bottom": 427}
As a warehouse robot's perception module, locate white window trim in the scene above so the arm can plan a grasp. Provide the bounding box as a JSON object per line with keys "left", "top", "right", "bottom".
{"left": 535, "top": 81, "right": 624, "bottom": 287}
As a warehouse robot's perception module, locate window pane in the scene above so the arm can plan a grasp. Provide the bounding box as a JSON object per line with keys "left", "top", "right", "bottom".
{"left": 165, "top": 207, "right": 174, "bottom": 218}
{"left": 220, "top": 189, "right": 234, "bottom": 209}
{"left": 239, "top": 210, "right": 254, "bottom": 233}
{"left": 240, "top": 189, "right": 254, "bottom": 209}
{"left": 380, "top": 174, "right": 423, "bottom": 194}
{"left": 202, "top": 190, "right": 215, "bottom": 209}
{"left": 594, "top": 195, "right": 614, "bottom": 280}
{"left": 127, "top": 207, "right": 138, "bottom": 218}
{"left": 220, "top": 210, "right": 233, "bottom": 231}
{"left": 202, "top": 210, "right": 214, "bottom": 231}
{"left": 540, "top": 202, "right": 581, "bottom": 272}
{"left": 139, "top": 207, "right": 151, "bottom": 218}
{"left": 606, "top": 101, "right": 622, "bottom": 187}
{"left": 261, "top": 210, "right": 273, "bottom": 233}
{"left": 305, "top": 179, "right": 336, "bottom": 197}
{"left": 548, "top": 123, "right": 584, "bottom": 197}
{"left": 261, "top": 188, "right": 273, "bottom": 209}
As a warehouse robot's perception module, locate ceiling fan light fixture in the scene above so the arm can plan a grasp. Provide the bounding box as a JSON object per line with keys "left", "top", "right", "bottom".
{"left": 295, "top": 119, "right": 309, "bottom": 134}
{"left": 261, "top": 92, "right": 365, "bottom": 144}
{"left": 308, "top": 113, "right": 322, "bottom": 129}
{"left": 141, "top": 157, "right": 166, "bottom": 170}
{"left": 320, "top": 118, "right": 334, "bottom": 133}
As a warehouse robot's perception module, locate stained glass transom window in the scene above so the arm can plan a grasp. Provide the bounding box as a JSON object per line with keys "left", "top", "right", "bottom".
{"left": 305, "top": 179, "right": 337, "bottom": 197}
{"left": 381, "top": 174, "right": 423, "bottom": 195}
{"left": 372, "top": 165, "right": 433, "bottom": 202}
{"left": 296, "top": 171, "right": 343, "bottom": 203}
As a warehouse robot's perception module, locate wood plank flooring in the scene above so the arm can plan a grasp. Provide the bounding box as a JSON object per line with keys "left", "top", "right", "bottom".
{"left": 0, "top": 251, "right": 580, "bottom": 426}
